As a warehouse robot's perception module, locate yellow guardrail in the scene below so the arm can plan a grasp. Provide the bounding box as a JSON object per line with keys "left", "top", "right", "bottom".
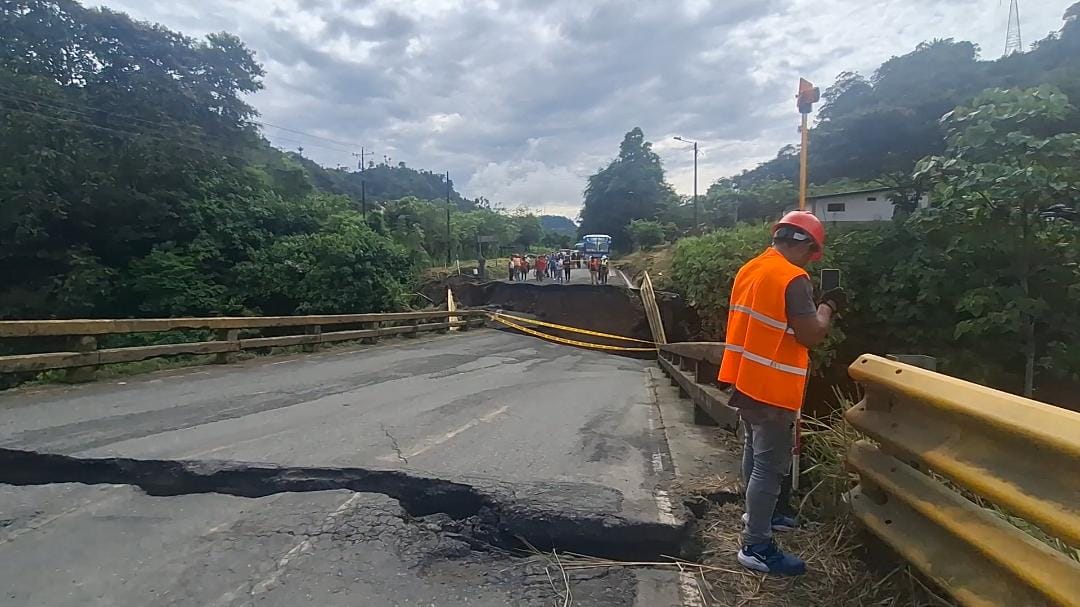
{"left": 846, "top": 354, "right": 1080, "bottom": 607}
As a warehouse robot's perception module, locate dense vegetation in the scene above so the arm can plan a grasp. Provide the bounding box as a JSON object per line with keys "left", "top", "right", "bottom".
{"left": 0, "top": 1, "right": 569, "bottom": 320}
{"left": 673, "top": 88, "right": 1080, "bottom": 399}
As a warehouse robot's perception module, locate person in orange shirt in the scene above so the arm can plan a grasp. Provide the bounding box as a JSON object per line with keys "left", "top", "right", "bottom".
{"left": 719, "top": 211, "right": 845, "bottom": 576}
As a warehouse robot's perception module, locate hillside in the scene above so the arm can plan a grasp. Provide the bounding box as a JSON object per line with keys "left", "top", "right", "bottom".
{"left": 539, "top": 215, "right": 576, "bottom": 235}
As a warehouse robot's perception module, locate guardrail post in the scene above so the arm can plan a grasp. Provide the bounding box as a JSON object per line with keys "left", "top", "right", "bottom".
{"left": 303, "top": 325, "right": 321, "bottom": 352}
{"left": 668, "top": 354, "right": 681, "bottom": 386}
{"left": 214, "top": 329, "right": 239, "bottom": 364}
{"left": 679, "top": 356, "right": 694, "bottom": 373}
{"left": 405, "top": 319, "right": 419, "bottom": 338}
{"left": 362, "top": 322, "right": 379, "bottom": 344}
{"left": 459, "top": 315, "right": 470, "bottom": 331}
{"left": 62, "top": 336, "right": 97, "bottom": 383}
{"left": 696, "top": 361, "right": 718, "bottom": 385}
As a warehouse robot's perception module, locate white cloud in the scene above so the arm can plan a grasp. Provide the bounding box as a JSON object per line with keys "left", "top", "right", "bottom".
{"left": 92, "top": 0, "right": 1073, "bottom": 216}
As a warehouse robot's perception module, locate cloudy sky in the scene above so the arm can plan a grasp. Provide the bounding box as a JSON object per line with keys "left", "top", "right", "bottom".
{"left": 93, "top": 0, "right": 1072, "bottom": 218}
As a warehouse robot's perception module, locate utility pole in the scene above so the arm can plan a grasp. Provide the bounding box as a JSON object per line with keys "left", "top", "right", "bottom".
{"left": 796, "top": 78, "right": 820, "bottom": 211}
{"left": 446, "top": 171, "right": 452, "bottom": 266}
{"left": 361, "top": 180, "right": 366, "bottom": 218}
{"left": 673, "top": 136, "right": 700, "bottom": 233}
{"left": 353, "top": 147, "right": 372, "bottom": 171}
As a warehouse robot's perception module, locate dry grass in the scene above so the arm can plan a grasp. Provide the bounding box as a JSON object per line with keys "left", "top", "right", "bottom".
{"left": 688, "top": 502, "right": 954, "bottom": 607}
{"left": 614, "top": 246, "right": 675, "bottom": 289}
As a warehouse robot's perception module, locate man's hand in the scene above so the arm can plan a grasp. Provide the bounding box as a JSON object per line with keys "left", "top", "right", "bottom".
{"left": 820, "top": 288, "right": 847, "bottom": 315}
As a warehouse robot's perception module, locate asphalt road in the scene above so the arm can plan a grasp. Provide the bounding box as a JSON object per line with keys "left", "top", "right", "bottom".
{"left": 0, "top": 329, "right": 684, "bottom": 606}
{"left": 496, "top": 265, "right": 632, "bottom": 287}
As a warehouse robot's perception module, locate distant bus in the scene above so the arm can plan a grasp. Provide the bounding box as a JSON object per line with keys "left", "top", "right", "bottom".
{"left": 582, "top": 234, "right": 612, "bottom": 257}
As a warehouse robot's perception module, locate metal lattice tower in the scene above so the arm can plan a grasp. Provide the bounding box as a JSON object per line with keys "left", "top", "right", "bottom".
{"left": 1004, "top": 0, "right": 1023, "bottom": 56}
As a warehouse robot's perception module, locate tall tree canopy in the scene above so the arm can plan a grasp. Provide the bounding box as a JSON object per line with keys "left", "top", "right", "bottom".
{"left": 0, "top": 1, "right": 524, "bottom": 322}
{"left": 578, "top": 127, "right": 677, "bottom": 250}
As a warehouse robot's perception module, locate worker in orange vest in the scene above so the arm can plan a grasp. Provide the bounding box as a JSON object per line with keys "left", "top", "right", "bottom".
{"left": 719, "top": 211, "right": 845, "bottom": 576}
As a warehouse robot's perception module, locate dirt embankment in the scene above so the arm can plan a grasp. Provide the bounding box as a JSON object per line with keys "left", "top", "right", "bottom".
{"left": 423, "top": 276, "right": 700, "bottom": 344}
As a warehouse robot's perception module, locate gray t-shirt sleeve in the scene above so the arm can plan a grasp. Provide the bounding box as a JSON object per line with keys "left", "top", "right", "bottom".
{"left": 785, "top": 276, "right": 817, "bottom": 319}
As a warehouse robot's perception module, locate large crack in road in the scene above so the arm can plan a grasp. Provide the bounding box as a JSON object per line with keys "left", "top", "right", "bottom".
{"left": 0, "top": 447, "right": 688, "bottom": 563}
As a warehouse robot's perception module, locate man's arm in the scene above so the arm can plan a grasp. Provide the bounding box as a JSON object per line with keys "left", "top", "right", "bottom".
{"left": 785, "top": 276, "right": 834, "bottom": 348}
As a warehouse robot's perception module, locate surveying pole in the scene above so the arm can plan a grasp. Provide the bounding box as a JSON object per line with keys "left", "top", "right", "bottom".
{"left": 791, "top": 78, "right": 820, "bottom": 493}
{"left": 796, "top": 78, "right": 820, "bottom": 210}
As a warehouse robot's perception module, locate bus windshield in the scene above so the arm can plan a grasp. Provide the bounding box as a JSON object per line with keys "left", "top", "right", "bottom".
{"left": 582, "top": 234, "right": 612, "bottom": 255}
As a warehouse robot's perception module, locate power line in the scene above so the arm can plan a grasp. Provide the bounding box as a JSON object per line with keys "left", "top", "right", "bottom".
{"left": 252, "top": 121, "right": 365, "bottom": 150}
{"left": 0, "top": 86, "right": 363, "bottom": 156}
{"left": 0, "top": 102, "right": 262, "bottom": 164}
{"left": 0, "top": 88, "right": 249, "bottom": 154}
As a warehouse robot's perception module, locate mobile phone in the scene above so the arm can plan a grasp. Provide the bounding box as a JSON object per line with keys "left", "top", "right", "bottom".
{"left": 820, "top": 268, "right": 841, "bottom": 292}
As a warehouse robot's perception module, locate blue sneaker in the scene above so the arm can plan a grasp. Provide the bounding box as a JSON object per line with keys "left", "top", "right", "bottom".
{"left": 741, "top": 512, "right": 798, "bottom": 532}
{"left": 737, "top": 541, "right": 806, "bottom": 575}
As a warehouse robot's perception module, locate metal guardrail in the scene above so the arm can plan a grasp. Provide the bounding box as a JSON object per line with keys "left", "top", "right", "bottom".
{"left": 656, "top": 342, "right": 737, "bottom": 429}
{"left": 0, "top": 310, "right": 488, "bottom": 381}
{"left": 846, "top": 354, "right": 1080, "bottom": 607}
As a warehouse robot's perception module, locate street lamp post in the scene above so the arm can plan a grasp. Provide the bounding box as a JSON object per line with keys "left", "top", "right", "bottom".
{"left": 445, "top": 171, "right": 452, "bottom": 266}
{"left": 674, "top": 136, "right": 699, "bottom": 233}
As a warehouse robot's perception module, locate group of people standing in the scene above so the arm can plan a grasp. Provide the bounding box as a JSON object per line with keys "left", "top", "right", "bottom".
{"left": 587, "top": 255, "right": 609, "bottom": 285}
{"left": 508, "top": 253, "right": 572, "bottom": 283}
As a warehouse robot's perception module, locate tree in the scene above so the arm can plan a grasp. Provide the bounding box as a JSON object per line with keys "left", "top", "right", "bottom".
{"left": 578, "top": 127, "right": 677, "bottom": 250}
{"left": 513, "top": 214, "right": 543, "bottom": 249}
{"left": 702, "top": 179, "right": 796, "bottom": 227}
{"left": 627, "top": 219, "right": 665, "bottom": 249}
{"left": 236, "top": 213, "right": 412, "bottom": 315}
{"left": 0, "top": 3, "right": 430, "bottom": 321}
{"left": 914, "top": 86, "right": 1080, "bottom": 396}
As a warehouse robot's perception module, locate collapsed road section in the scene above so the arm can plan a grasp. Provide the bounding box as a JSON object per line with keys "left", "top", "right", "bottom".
{"left": 427, "top": 276, "right": 701, "bottom": 344}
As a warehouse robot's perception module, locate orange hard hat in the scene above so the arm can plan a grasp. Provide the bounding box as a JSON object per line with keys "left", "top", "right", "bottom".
{"left": 774, "top": 210, "right": 826, "bottom": 261}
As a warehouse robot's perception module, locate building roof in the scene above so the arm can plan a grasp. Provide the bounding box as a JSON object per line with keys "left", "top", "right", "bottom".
{"left": 806, "top": 186, "right": 894, "bottom": 201}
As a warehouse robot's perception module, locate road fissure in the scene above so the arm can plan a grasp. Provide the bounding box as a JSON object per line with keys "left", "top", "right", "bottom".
{"left": 0, "top": 447, "right": 688, "bottom": 562}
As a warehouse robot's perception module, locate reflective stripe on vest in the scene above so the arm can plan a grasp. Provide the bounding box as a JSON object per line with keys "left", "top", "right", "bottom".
{"left": 718, "top": 248, "right": 810, "bottom": 411}
{"left": 722, "top": 345, "right": 807, "bottom": 376}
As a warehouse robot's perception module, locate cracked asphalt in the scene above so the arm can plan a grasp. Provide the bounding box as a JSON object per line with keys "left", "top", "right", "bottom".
{"left": 0, "top": 330, "right": 685, "bottom": 606}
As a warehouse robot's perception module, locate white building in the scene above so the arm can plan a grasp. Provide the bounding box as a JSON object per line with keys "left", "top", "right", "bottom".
{"left": 805, "top": 187, "right": 929, "bottom": 223}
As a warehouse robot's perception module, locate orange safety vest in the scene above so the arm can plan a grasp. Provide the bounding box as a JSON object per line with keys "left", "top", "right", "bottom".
{"left": 718, "top": 248, "right": 810, "bottom": 411}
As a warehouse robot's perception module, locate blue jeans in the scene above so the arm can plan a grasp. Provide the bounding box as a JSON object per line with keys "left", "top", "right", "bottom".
{"left": 737, "top": 397, "right": 795, "bottom": 546}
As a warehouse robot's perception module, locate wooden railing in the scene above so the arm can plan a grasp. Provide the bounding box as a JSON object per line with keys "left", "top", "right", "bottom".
{"left": 0, "top": 310, "right": 488, "bottom": 382}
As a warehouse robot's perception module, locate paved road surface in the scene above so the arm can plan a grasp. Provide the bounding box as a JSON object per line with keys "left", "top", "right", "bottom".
{"left": 0, "top": 330, "right": 683, "bottom": 606}
{"left": 498, "top": 265, "right": 631, "bottom": 287}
